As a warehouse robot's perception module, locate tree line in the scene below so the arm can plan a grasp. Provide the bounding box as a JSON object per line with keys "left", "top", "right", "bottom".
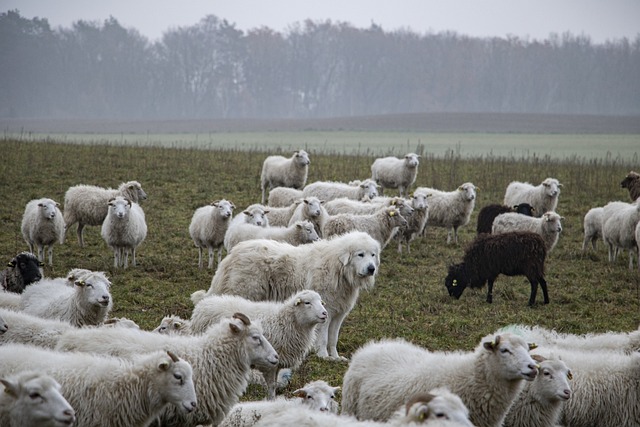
{"left": 1, "top": 10, "right": 639, "bottom": 119}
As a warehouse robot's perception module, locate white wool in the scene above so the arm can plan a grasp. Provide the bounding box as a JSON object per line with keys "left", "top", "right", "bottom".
{"left": 0, "top": 308, "right": 72, "bottom": 348}
{"left": 582, "top": 206, "right": 604, "bottom": 251}
{"left": 267, "top": 187, "right": 304, "bottom": 207}
{"left": 20, "top": 198, "right": 65, "bottom": 266}
{"left": 370, "top": 153, "right": 420, "bottom": 197}
{"left": 503, "top": 178, "right": 561, "bottom": 218}
{"left": 261, "top": 150, "right": 310, "bottom": 204}
{"left": 492, "top": 211, "right": 563, "bottom": 252}
{"left": 302, "top": 179, "right": 379, "bottom": 202}
{"left": 601, "top": 200, "right": 640, "bottom": 269}
{"left": 225, "top": 220, "right": 319, "bottom": 252}
{"left": 322, "top": 206, "right": 407, "bottom": 249}
{"left": 101, "top": 196, "right": 147, "bottom": 268}
{"left": 189, "top": 199, "right": 236, "bottom": 269}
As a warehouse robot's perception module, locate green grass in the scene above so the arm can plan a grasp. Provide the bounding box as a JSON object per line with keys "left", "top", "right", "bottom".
{"left": 1, "top": 138, "right": 638, "bottom": 400}
{"left": 10, "top": 131, "right": 640, "bottom": 163}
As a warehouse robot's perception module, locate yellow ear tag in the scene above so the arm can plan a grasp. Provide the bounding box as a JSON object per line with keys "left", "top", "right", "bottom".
{"left": 567, "top": 372, "right": 573, "bottom": 380}
{"left": 452, "top": 279, "right": 457, "bottom": 287}
{"left": 389, "top": 211, "right": 395, "bottom": 217}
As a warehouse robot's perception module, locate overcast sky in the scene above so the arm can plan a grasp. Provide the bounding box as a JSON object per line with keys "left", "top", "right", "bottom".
{"left": 2, "top": 0, "right": 639, "bottom": 43}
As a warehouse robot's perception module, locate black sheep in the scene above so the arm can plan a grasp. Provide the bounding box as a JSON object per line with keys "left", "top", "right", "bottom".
{"left": 445, "top": 231, "right": 548, "bottom": 306}
{"left": 476, "top": 203, "right": 535, "bottom": 234}
{"left": 620, "top": 171, "right": 640, "bottom": 202}
{"left": 0, "top": 252, "right": 43, "bottom": 293}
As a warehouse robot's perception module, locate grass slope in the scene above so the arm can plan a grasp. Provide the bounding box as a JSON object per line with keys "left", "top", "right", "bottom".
{"left": 1, "top": 139, "right": 638, "bottom": 400}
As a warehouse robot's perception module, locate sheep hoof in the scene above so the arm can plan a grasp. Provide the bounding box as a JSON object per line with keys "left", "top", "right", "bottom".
{"left": 486, "top": 295, "right": 493, "bottom": 303}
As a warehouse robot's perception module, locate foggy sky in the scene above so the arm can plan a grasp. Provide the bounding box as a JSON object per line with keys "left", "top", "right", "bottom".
{"left": 2, "top": 0, "right": 639, "bottom": 43}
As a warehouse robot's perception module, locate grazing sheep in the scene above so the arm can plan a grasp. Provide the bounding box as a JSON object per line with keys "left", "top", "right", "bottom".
{"left": 475, "top": 203, "right": 535, "bottom": 234}
{"left": 0, "top": 308, "right": 72, "bottom": 348}
{"left": 395, "top": 190, "right": 430, "bottom": 253}
{"left": 192, "top": 231, "right": 381, "bottom": 360}
{"left": 341, "top": 333, "right": 538, "bottom": 426}
{"left": 191, "top": 290, "right": 328, "bottom": 400}
{"left": 601, "top": 200, "right": 640, "bottom": 269}
{"left": 302, "top": 179, "right": 379, "bottom": 202}
{"left": 0, "top": 345, "right": 197, "bottom": 427}
{"left": 153, "top": 314, "right": 192, "bottom": 335}
{"left": 265, "top": 202, "right": 300, "bottom": 227}
{"left": 503, "top": 355, "right": 572, "bottom": 427}
{"left": 100, "top": 196, "right": 147, "bottom": 268}
{"left": 55, "top": 313, "right": 279, "bottom": 427}
{"left": 445, "top": 232, "right": 549, "bottom": 306}
{"left": 621, "top": 171, "right": 640, "bottom": 201}
{"left": 20, "top": 198, "right": 65, "bottom": 266}
{"left": 503, "top": 178, "right": 561, "bottom": 218}
{"left": 582, "top": 206, "right": 604, "bottom": 251}
{"left": 323, "top": 206, "right": 408, "bottom": 249}
{"left": 415, "top": 183, "right": 477, "bottom": 244}
{"left": 20, "top": 270, "right": 112, "bottom": 327}
{"left": 225, "top": 220, "right": 319, "bottom": 253}
{"left": 287, "top": 196, "right": 329, "bottom": 237}
{"left": 261, "top": 150, "right": 310, "bottom": 204}
{"left": 268, "top": 187, "right": 304, "bottom": 207}
{"left": 189, "top": 199, "right": 236, "bottom": 269}
{"left": 219, "top": 380, "right": 341, "bottom": 427}
{"left": 370, "top": 153, "right": 420, "bottom": 197}
{"left": 0, "top": 252, "right": 43, "bottom": 294}
{"left": 491, "top": 211, "right": 563, "bottom": 253}
{"left": 533, "top": 347, "right": 640, "bottom": 427}
{"left": 497, "top": 323, "right": 640, "bottom": 354}
{"left": 0, "top": 371, "right": 75, "bottom": 427}
{"left": 63, "top": 180, "right": 147, "bottom": 247}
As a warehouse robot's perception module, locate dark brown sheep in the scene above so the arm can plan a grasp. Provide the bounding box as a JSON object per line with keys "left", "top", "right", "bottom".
{"left": 620, "top": 171, "right": 640, "bottom": 202}
{"left": 445, "top": 231, "right": 548, "bottom": 306}
{"left": 476, "top": 203, "right": 535, "bottom": 234}
{"left": 0, "top": 252, "right": 43, "bottom": 293}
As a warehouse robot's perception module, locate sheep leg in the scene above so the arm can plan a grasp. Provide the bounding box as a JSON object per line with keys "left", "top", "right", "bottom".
{"left": 527, "top": 279, "right": 539, "bottom": 306}
{"left": 47, "top": 245, "right": 53, "bottom": 266}
{"left": 486, "top": 279, "right": 494, "bottom": 303}
{"left": 628, "top": 249, "right": 635, "bottom": 270}
{"left": 36, "top": 245, "right": 45, "bottom": 263}
{"left": 131, "top": 248, "right": 136, "bottom": 267}
{"left": 539, "top": 277, "right": 549, "bottom": 304}
{"left": 197, "top": 247, "right": 203, "bottom": 269}
{"left": 113, "top": 248, "right": 119, "bottom": 268}
{"left": 123, "top": 249, "right": 129, "bottom": 269}
{"left": 207, "top": 247, "right": 214, "bottom": 269}
{"left": 76, "top": 223, "right": 85, "bottom": 247}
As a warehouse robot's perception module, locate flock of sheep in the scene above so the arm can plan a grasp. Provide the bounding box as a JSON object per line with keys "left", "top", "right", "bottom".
{"left": 0, "top": 149, "right": 639, "bottom": 426}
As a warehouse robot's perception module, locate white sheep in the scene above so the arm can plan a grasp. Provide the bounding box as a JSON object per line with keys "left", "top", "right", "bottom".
{"left": 261, "top": 150, "right": 310, "bottom": 204}
{"left": 0, "top": 252, "right": 43, "bottom": 294}
{"left": 395, "top": 190, "right": 430, "bottom": 253}
{"left": 191, "top": 231, "right": 381, "bottom": 361}
{"left": 415, "top": 182, "right": 476, "bottom": 244}
{"left": 20, "top": 270, "right": 112, "bottom": 327}
{"left": 153, "top": 314, "right": 192, "bottom": 335}
{"left": 0, "top": 313, "right": 6, "bottom": 334}
{"left": 63, "top": 180, "right": 147, "bottom": 247}
{"left": 371, "top": 153, "right": 420, "bottom": 197}
{"left": 503, "top": 178, "right": 562, "bottom": 218}
{"left": 265, "top": 202, "right": 300, "bottom": 226}
{"left": 224, "top": 220, "right": 319, "bottom": 253}
{"left": 503, "top": 355, "right": 572, "bottom": 427}
{"left": 0, "top": 307, "right": 72, "bottom": 348}
{"left": 601, "top": 200, "right": 640, "bottom": 269}
{"left": 20, "top": 198, "right": 65, "bottom": 266}
{"left": 189, "top": 199, "right": 236, "bottom": 269}
{"left": 325, "top": 196, "right": 414, "bottom": 217}
{"left": 0, "top": 291, "right": 22, "bottom": 311}
{"left": 341, "top": 333, "right": 538, "bottom": 426}
{"left": 497, "top": 323, "right": 640, "bottom": 354}
{"left": 100, "top": 196, "right": 147, "bottom": 268}
{"left": 219, "top": 380, "right": 341, "bottom": 427}
{"left": 0, "top": 371, "right": 75, "bottom": 427}
{"left": 267, "top": 187, "right": 304, "bottom": 207}
{"left": 102, "top": 316, "right": 140, "bottom": 329}
{"left": 287, "top": 196, "right": 329, "bottom": 238}
{"left": 55, "top": 313, "right": 279, "bottom": 427}
{"left": 532, "top": 347, "right": 640, "bottom": 427}
{"left": 582, "top": 206, "right": 604, "bottom": 251}
{"left": 252, "top": 389, "right": 474, "bottom": 426}
{"left": 190, "top": 290, "right": 328, "bottom": 400}
{"left": 491, "top": 211, "right": 564, "bottom": 252}
{"left": 0, "top": 345, "right": 197, "bottom": 427}
{"left": 230, "top": 203, "right": 270, "bottom": 227}
{"left": 323, "top": 206, "right": 408, "bottom": 249}
{"left": 302, "top": 179, "right": 379, "bottom": 202}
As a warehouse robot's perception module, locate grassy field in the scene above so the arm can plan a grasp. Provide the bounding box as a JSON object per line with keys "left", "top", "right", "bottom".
{"left": 1, "top": 138, "right": 639, "bottom": 400}
{"left": 10, "top": 131, "right": 640, "bottom": 163}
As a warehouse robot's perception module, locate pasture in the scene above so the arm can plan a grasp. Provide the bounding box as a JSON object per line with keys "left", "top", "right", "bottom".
{"left": 1, "top": 137, "right": 638, "bottom": 399}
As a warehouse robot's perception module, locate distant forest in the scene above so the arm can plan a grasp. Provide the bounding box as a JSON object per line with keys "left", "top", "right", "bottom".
{"left": 1, "top": 10, "right": 639, "bottom": 119}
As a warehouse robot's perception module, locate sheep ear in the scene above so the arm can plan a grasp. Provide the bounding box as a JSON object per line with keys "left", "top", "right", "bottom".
{"left": 296, "top": 223, "right": 303, "bottom": 229}
{"left": 173, "top": 322, "right": 182, "bottom": 329}
{"left": 339, "top": 252, "right": 351, "bottom": 266}
{"left": 388, "top": 209, "right": 395, "bottom": 217}
{"left": 567, "top": 370, "right": 573, "bottom": 380}
{"left": 167, "top": 350, "right": 179, "bottom": 362}
{"left": 211, "top": 201, "right": 220, "bottom": 206}
{"left": 475, "top": 186, "right": 480, "bottom": 191}
{"left": 483, "top": 335, "right": 501, "bottom": 351}
{"left": 558, "top": 183, "right": 563, "bottom": 187}
{"left": 294, "top": 298, "right": 302, "bottom": 305}
{"left": 0, "top": 379, "right": 18, "bottom": 397}
{"left": 231, "top": 203, "right": 236, "bottom": 209}
{"left": 531, "top": 354, "right": 546, "bottom": 363}
{"left": 263, "top": 210, "right": 270, "bottom": 214}
{"left": 528, "top": 342, "right": 538, "bottom": 350}
{"left": 7, "top": 261, "right": 15, "bottom": 267}
{"left": 38, "top": 202, "right": 44, "bottom": 207}
{"left": 457, "top": 186, "right": 463, "bottom": 191}
{"left": 158, "top": 361, "right": 170, "bottom": 371}
{"left": 74, "top": 280, "right": 86, "bottom": 287}
{"left": 292, "top": 388, "right": 307, "bottom": 398}
{"left": 243, "top": 210, "right": 250, "bottom": 215}
{"left": 304, "top": 199, "right": 310, "bottom": 204}
{"left": 232, "top": 312, "right": 251, "bottom": 326}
